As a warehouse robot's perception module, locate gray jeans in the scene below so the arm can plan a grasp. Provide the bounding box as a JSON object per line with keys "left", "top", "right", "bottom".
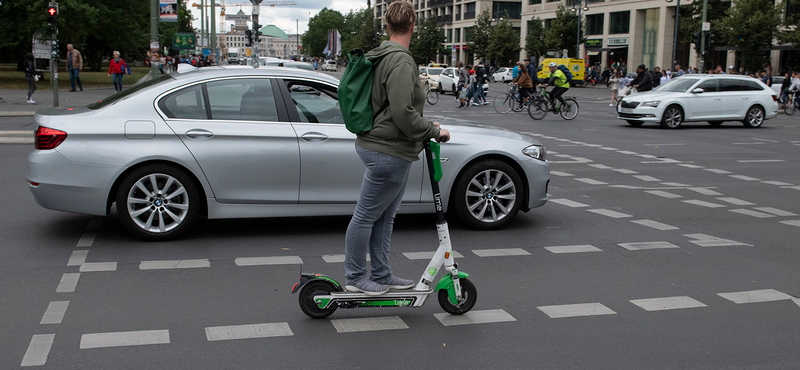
{"left": 345, "top": 145, "right": 412, "bottom": 285}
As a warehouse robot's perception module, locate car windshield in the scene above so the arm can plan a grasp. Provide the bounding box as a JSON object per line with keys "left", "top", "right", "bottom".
{"left": 428, "top": 68, "right": 443, "bottom": 75}
{"left": 497, "top": 68, "right": 507, "bottom": 73}
{"left": 88, "top": 74, "right": 174, "bottom": 109}
{"left": 655, "top": 77, "right": 700, "bottom": 92}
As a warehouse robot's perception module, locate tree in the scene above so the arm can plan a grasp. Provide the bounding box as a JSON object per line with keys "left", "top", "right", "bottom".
{"left": 466, "top": 10, "right": 493, "bottom": 61}
{"left": 525, "top": 17, "right": 547, "bottom": 63}
{"left": 718, "top": 0, "right": 784, "bottom": 72}
{"left": 779, "top": 0, "right": 800, "bottom": 57}
{"left": 341, "top": 7, "right": 377, "bottom": 56}
{"left": 302, "top": 8, "right": 345, "bottom": 58}
{"left": 677, "top": 0, "right": 729, "bottom": 69}
{"left": 488, "top": 18, "right": 521, "bottom": 67}
{"left": 544, "top": 4, "right": 583, "bottom": 58}
{"left": 409, "top": 16, "right": 447, "bottom": 65}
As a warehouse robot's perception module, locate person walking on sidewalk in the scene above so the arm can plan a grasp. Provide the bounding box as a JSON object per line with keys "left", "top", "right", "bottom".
{"left": 24, "top": 52, "right": 37, "bottom": 104}
{"left": 108, "top": 51, "right": 129, "bottom": 92}
{"left": 66, "top": 44, "right": 83, "bottom": 92}
{"left": 608, "top": 68, "right": 620, "bottom": 107}
{"left": 344, "top": 0, "right": 450, "bottom": 296}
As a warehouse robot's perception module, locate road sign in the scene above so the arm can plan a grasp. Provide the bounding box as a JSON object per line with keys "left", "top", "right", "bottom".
{"left": 173, "top": 32, "right": 196, "bottom": 50}
{"left": 702, "top": 22, "right": 710, "bottom": 31}
{"left": 32, "top": 27, "right": 52, "bottom": 59}
{"left": 226, "top": 15, "right": 250, "bottom": 21}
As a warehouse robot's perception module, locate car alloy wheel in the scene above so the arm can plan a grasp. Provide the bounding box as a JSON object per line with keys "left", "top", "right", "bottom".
{"left": 742, "top": 106, "right": 764, "bottom": 128}
{"left": 660, "top": 105, "right": 683, "bottom": 129}
{"left": 454, "top": 160, "right": 522, "bottom": 230}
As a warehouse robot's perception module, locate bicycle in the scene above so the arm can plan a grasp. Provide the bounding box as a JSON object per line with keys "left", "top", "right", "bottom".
{"left": 783, "top": 91, "right": 798, "bottom": 116}
{"left": 425, "top": 82, "right": 439, "bottom": 105}
{"left": 493, "top": 83, "right": 533, "bottom": 114}
{"left": 527, "top": 87, "right": 579, "bottom": 120}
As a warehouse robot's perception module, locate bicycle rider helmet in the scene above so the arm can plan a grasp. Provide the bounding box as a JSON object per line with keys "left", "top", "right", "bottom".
{"left": 548, "top": 62, "right": 557, "bottom": 67}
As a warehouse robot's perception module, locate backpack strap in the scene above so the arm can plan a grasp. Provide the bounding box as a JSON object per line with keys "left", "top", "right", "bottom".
{"left": 373, "top": 100, "right": 390, "bottom": 120}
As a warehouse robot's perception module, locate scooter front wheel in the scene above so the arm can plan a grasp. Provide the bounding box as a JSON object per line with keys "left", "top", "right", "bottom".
{"left": 438, "top": 278, "right": 477, "bottom": 315}
{"left": 299, "top": 281, "right": 337, "bottom": 319}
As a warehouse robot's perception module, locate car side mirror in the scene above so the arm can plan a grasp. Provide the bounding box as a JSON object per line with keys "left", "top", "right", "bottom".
{"left": 692, "top": 88, "right": 704, "bottom": 94}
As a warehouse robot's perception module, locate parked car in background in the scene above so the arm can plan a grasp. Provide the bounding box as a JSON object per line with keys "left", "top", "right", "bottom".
{"left": 617, "top": 74, "right": 778, "bottom": 129}
{"left": 321, "top": 60, "right": 338, "bottom": 71}
{"left": 419, "top": 66, "right": 443, "bottom": 90}
{"left": 27, "top": 66, "right": 550, "bottom": 241}
{"left": 438, "top": 67, "right": 489, "bottom": 95}
{"left": 770, "top": 76, "right": 784, "bottom": 96}
{"left": 492, "top": 67, "right": 513, "bottom": 83}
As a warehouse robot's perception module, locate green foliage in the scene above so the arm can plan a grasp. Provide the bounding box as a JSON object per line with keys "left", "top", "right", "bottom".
{"left": 525, "top": 17, "right": 547, "bottom": 62}
{"left": 409, "top": 17, "right": 447, "bottom": 64}
{"left": 489, "top": 18, "right": 521, "bottom": 66}
{"left": 466, "top": 11, "right": 493, "bottom": 61}
{"left": 778, "top": 0, "right": 800, "bottom": 52}
{"left": 544, "top": 4, "right": 583, "bottom": 58}
{"left": 302, "top": 8, "right": 345, "bottom": 58}
{"left": 341, "top": 8, "right": 379, "bottom": 56}
{"left": 676, "top": 0, "right": 729, "bottom": 67}
{"left": 718, "top": 0, "right": 784, "bottom": 72}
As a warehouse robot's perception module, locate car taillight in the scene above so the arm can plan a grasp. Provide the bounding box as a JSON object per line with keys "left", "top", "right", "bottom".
{"left": 772, "top": 95, "right": 778, "bottom": 102}
{"left": 34, "top": 126, "right": 67, "bottom": 150}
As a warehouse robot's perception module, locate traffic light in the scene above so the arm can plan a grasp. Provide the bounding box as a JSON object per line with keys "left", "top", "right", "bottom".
{"left": 705, "top": 32, "right": 715, "bottom": 47}
{"left": 244, "top": 30, "right": 252, "bottom": 47}
{"left": 692, "top": 32, "right": 701, "bottom": 53}
{"left": 47, "top": 4, "right": 58, "bottom": 27}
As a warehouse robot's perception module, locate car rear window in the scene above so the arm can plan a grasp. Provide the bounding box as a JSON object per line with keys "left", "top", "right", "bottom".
{"left": 88, "top": 74, "right": 174, "bottom": 109}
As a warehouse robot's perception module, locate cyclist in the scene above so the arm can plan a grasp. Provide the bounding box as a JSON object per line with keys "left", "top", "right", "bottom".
{"left": 627, "top": 64, "right": 652, "bottom": 92}
{"left": 538, "top": 62, "right": 569, "bottom": 112}
{"left": 513, "top": 62, "right": 534, "bottom": 104}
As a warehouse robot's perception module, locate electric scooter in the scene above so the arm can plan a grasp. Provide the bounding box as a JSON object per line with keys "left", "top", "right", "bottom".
{"left": 292, "top": 138, "right": 477, "bottom": 319}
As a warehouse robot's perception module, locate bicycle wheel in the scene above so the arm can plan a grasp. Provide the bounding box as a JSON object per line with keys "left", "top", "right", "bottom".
{"left": 527, "top": 98, "right": 547, "bottom": 120}
{"left": 559, "top": 99, "right": 579, "bottom": 120}
{"left": 511, "top": 97, "right": 525, "bottom": 112}
{"left": 426, "top": 88, "right": 439, "bottom": 105}
{"left": 785, "top": 96, "right": 796, "bottom": 116}
{"left": 493, "top": 93, "right": 514, "bottom": 114}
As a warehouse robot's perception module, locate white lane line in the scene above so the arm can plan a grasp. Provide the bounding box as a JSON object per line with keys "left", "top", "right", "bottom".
{"left": 86, "top": 219, "right": 104, "bottom": 230}
{"left": 0, "top": 137, "right": 34, "bottom": 144}
{"left": 732, "top": 142, "right": 764, "bottom": 145}
{"left": 638, "top": 154, "right": 659, "bottom": 159}
{"left": 687, "top": 187, "right": 723, "bottom": 196}
{"left": 717, "top": 197, "right": 755, "bottom": 206}
{"left": 737, "top": 159, "right": 784, "bottom": 163}
{"left": 705, "top": 168, "right": 732, "bottom": 174}
{"left": 331, "top": 316, "right": 409, "bottom": 333}
{"left": 643, "top": 143, "right": 685, "bottom": 146}
{"left": 40, "top": 301, "right": 70, "bottom": 325}
{"left": 140, "top": 259, "right": 210, "bottom": 270}
{"left": 753, "top": 207, "right": 797, "bottom": 217}
{"left": 684, "top": 233, "right": 749, "bottom": 247}
{"left": 631, "top": 219, "right": 679, "bottom": 231}
{"left": 587, "top": 209, "right": 632, "bottom": 218}
{"left": 751, "top": 138, "right": 779, "bottom": 143}
{"left": 611, "top": 168, "right": 638, "bottom": 174}
{"left": 661, "top": 182, "right": 691, "bottom": 187}
{"left": 76, "top": 233, "right": 96, "bottom": 247}
{"left": 574, "top": 178, "right": 607, "bottom": 185}
{"left": 549, "top": 171, "right": 574, "bottom": 177}
{"left": 20, "top": 334, "right": 55, "bottom": 367}
{"left": 642, "top": 158, "right": 683, "bottom": 164}
{"left": 537, "top": 303, "right": 617, "bottom": 319}
{"left": 682, "top": 200, "right": 726, "bottom": 208}
{"left": 729, "top": 209, "right": 776, "bottom": 218}
{"left": 617, "top": 150, "right": 639, "bottom": 155}
{"left": 630, "top": 296, "right": 707, "bottom": 311}
{"left": 544, "top": 245, "right": 602, "bottom": 254}
{"left": 404, "top": 251, "right": 464, "bottom": 260}
{"left": 599, "top": 147, "right": 619, "bottom": 151}
{"left": 588, "top": 164, "right": 612, "bottom": 169}
{"left": 780, "top": 220, "right": 800, "bottom": 227}
{"left": 0, "top": 130, "right": 34, "bottom": 135}
{"left": 795, "top": 298, "right": 800, "bottom": 308}
{"left": 205, "top": 322, "right": 293, "bottom": 341}
{"left": 761, "top": 181, "right": 793, "bottom": 186}
{"left": 609, "top": 185, "right": 645, "bottom": 189}
{"left": 717, "top": 289, "right": 793, "bottom": 304}
{"left": 633, "top": 175, "right": 661, "bottom": 182}
{"left": 80, "top": 330, "right": 170, "bottom": 349}
{"left": 235, "top": 256, "right": 303, "bottom": 266}
{"left": 782, "top": 186, "right": 800, "bottom": 191}
{"left": 472, "top": 248, "right": 530, "bottom": 257}
{"left": 677, "top": 164, "right": 704, "bottom": 169}
{"left": 67, "top": 250, "right": 89, "bottom": 266}
{"left": 434, "top": 309, "right": 516, "bottom": 326}
{"left": 618, "top": 242, "right": 680, "bottom": 251}
{"left": 645, "top": 190, "right": 682, "bottom": 199}
{"left": 549, "top": 198, "right": 589, "bottom": 208}
{"left": 79, "top": 262, "right": 117, "bottom": 272}
{"left": 56, "top": 273, "right": 80, "bottom": 293}
{"left": 323, "top": 254, "right": 370, "bottom": 263}
{"left": 730, "top": 175, "right": 761, "bottom": 181}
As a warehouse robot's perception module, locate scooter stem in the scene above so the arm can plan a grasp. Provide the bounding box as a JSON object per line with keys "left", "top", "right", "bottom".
{"left": 423, "top": 140, "right": 446, "bottom": 224}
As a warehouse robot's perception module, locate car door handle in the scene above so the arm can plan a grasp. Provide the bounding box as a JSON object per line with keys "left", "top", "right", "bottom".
{"left": 301, "top": 132, "right": 328, "bottom": 142}
{"left": 185, "top": 129, "right": 214, "bottom": 139}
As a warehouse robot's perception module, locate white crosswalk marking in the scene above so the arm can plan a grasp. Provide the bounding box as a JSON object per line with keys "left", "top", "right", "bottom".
{"left": 717, "top": 289, "right": 793, "bottom": 304}
{"left": 79, "top": 262, "right": 117, "bottom": 272}
{"left": 730, "top": 175, "right": 760, "bottom": 181}
{"left": 753, "top": 207, "right": 797, "bottom": 217}
{"left": 403, "top": 251, "right": 464, "bottom": 260}
{"left": 646, "top": 190, "right": 682, "bottom": 199}
{"left": 544, "top": 245, "right": 602, "bottom": 253}
{"left": 21, "top": 334, "right": 55, "bottom": 366}
{"left": 630, "top": 296, "right": 707, "bottom": 311}
{"left": 728, "top": 209, "right": 775, "bottom": 218}
{"left": 618, "top": 242, "right": 680, "bottom": 251}
{"left": 235, "top": 256, "right": 303, "bottom": 266}
{"left": 40, "top": 301, "right": 70, "bottom": 325}
{"left": 682, "top": 200, "right": 726, "bottom": 208}
{"left": 549, "top": 198, "right": 589, "bottom": 208}
{"left": 140, "top": 259, "right": 210, "bottom": 270}
{"left": 761, "top": 181, "right": 793, "bottom": 186}
{"left": 588, "top": 209, "right": 632, "bottom": 218}
{"left": 471, "top": 248, "right": 530, "bottom": 257}
{"left": 612, "top": 168, "right": 638, "bottom": 174}
{"left": 575, "top": 178, "right": 608, "bottom": 185}
{"left": 549, "top": 171, "right": 574, "bottom": 177}
{"left": 687, "top": 187, "right": 723, "bottom": 196}
{"left": 56, "top": 273, "right": 80, "bottom": 293}
{"left": 677, "top": 164, "right": 704, "bottom": 169}
{"left": 705, "top": 168, "right": 732, "bottom": 174}
{"left": 779, "top": 220, "right": 800, "bottom": 227}
{"left": 76, "top": 233, "right": 96, "bottom": 247}
{"left": 205, "top": 322, "right": 293, "bottom": 341}
{"left": 631, "top": 219, "right": 679, "bottom": 230}
{"left": 434, "top": 309, "right": 516, "bottom": 326}
{"left": 684, "top": 233, "right": 749, "bottom": 247}
{"left": 67, "top": 250, "right": 88, "bottom": 266}
{"left": 80, "top": 330, "right": 170, "bottom": 349}
{"left": 588, "top": 164, "right": 612, "bottom": 169}
{"left": 537, "top": 303, "right": 617, "bottom": 318}
{"left": 634, "top": 175, "right": 661, "bottom": 182}
{"left": 323, "top": 254, "right": 369, "bottom": 263}
{"left": 661, "top": 182, "right": 691, "bottom": 187}
{"left": 331, "top": 316, "right": 408, "bottom": 333}
{"left": 717, "top": 197, "right": 755, "bottom": 206}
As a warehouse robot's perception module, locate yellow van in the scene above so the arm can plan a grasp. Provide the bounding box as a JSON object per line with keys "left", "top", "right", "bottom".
{"left": 537, "top": 58, "right": 585, "bottom": 86}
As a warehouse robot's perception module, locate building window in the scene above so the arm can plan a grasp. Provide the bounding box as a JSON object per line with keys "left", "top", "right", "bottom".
{"left": 492, "top": 1, "right": 522, "bottom": 19}
{"left": 454, "top": 28, "right": 461, "bottom": 42}
{"left": 609, "top": 11, "right": 630, "bottom": 34}
{"left": 447, "top": 29, "right": 453, "bottom": 43}
{"left": 544, "top": 18, "right": 553, "bottom": 30}
{"left": 465, "top": 27, "right": 473, "bottom": 42}
{"left": 464, "top": 2, "right": 476, "bottom": 19}
{"left": 529, "top": 0, "right": 541, "bottom": 4}
{"left": 585, "top": 14, "right": 604, "bottom": 35}
{"left": 546, "top": 0, "right": 559, "bottom": 2}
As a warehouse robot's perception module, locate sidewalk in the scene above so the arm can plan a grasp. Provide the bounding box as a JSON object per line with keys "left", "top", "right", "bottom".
{"left": 0, "top": 87, "right": 118, "bottom": 117}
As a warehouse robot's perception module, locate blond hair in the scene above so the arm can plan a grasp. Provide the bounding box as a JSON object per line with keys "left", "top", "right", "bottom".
{"left": 384, "top": 1, "right": 415, "bottom": 35}
{"left": 113, "top": 51, "right": 120, "bottom": 58}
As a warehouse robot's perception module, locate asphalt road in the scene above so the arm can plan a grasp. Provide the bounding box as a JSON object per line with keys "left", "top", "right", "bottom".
{"left": 1, "top": 75, "right": 800, "bottom": 369}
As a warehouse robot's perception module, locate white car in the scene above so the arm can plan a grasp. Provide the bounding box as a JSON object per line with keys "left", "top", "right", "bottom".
{"left": 418, "top": 66, "right": 443, "bottom": 90}
{"left": 618, "top": 74, "right": 778, "bottom": 129}
{"left": 321, "top": 60, "right": 338, "bottom": 71}
{"left": 770, "top": 76, "right": 784, "bottom": 95}
{"left": 492, "top": 67, "right": 513, "bottom": 83}
{"left": 438, "top": 67, "right": 489, "bottom": 95}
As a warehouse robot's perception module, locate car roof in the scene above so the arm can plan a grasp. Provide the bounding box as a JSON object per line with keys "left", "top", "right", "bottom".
{"left": 172, "top": 65, "right": 338, "bottom": 85}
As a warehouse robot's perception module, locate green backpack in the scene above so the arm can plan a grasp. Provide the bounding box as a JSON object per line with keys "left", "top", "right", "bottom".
{"left": 338, "top": 49, "right": 391, "bottom": 134}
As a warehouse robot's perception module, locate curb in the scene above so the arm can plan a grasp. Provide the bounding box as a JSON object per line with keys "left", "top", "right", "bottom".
{"left": 0, "top": 111, "right": 36, "bottom": 117}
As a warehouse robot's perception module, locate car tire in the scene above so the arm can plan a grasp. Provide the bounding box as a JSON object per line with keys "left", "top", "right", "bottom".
{"left": 453, "top": 160, "right": 523, "bottom": 230}
{"left": 660, "top": 105, "right": 684, "bottom": 129}
{"left": 116, "top": 164, "right": 200, "bottom": 241}
{"left": 626, "top": 120, "right": 644, "bottom": 126}
{"left": 708, "top": 121, "right": 723, "bottom": 126}
{"left": 742, "top": 105, "right": 764, "bottom": 128}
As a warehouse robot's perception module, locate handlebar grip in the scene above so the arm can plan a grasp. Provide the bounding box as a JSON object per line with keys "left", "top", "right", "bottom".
{"left": 438, "top": 135, "right": 449, "bottom": 143}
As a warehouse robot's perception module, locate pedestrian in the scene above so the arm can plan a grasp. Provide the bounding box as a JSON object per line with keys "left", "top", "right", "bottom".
{"left": 628, "top": 64, "right": 652, "bottom": 92}
{"left": 107, "top": 51, "right": 129, "bottom": 92}
{"left": 474, "top": 60, "right": 488, "bottom": 105}
{"left": 24, "top": 52, "right": 37, "bottom": 104}
{"left": 674, "top": 63, "right": 685, "bottom": 77}
{"left": 651, "top": 66, "right": 662, "bottom": 89}
{"left": 715, "top": 65, "right": 726, "bottom": 74}
{"left": 524, "top": 58, "right": 538, "bottom": 88}
{"left": 608, "top": 68, "right": 620, "bottom": 107}
{"left": 159, "top": 54, "right": 166, "bottom": 74}
{"left": 764, "top": 63, "right": 772, "bottom": 79}
{"left": 728, "top": 65, "right": 736, "bottom": 74}
{"left": 344, "top": 0, "right": 449, "bottom": 295}
{"left": 456, "top": 61, "right": 469, "bottom": 108}
{"left": 601, "top": 67, "right": 611, "bottom": 86}
{"left": 66, "top": 43, "right": 83, "bottom": 92}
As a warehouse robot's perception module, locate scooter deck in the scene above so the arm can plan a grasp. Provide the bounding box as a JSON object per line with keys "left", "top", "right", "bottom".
{"left": 315, "top": 289, "right": 434, "bottom": 309}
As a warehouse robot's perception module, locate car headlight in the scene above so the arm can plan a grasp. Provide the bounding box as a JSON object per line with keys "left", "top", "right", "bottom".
{"left": 641, "top": 100, "right": 661, "bottom": 107}
{"left": 523, "top": 145, "right": 546, "bottom": 161}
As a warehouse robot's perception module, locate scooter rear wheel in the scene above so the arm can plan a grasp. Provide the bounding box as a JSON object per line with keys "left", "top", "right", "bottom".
{"left": 438, "top": 278, "right": 477, "bottom": 315}
{"left": 299, "top": 281, "right": 337, "bottom": 319}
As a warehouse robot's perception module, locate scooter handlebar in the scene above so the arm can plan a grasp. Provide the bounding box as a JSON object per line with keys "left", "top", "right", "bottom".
{"left": 437, "top": 135, "right": 449, "bottom": 143}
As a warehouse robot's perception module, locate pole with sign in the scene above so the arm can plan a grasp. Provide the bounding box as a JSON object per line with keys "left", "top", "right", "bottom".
{"left": 250, "top": 0, "right": 262, "bottom": 68}
{"left": 47, "top": 2, "right": 59, "bottom": 107}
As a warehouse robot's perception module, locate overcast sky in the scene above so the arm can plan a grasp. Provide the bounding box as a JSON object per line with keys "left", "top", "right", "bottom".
{"left": 191, "top": 0, "right": 368, "bottom": 36}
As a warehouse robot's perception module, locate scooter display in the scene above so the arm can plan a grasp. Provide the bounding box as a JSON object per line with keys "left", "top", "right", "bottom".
{"left": 292, "top": 138, "right": 477, "bottom": 319}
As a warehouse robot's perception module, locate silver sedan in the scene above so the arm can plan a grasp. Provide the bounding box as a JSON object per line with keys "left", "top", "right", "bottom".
{"left": 27, "top": 67, "right": 549, "bottom": 241}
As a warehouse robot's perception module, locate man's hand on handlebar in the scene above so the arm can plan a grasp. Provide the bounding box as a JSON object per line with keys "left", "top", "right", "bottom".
{"left": 437, "top": 128, "right": 450, "bottom": 143}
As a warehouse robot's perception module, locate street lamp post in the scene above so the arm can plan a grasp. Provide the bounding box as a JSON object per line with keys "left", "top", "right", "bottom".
{"left": 666, "top": 0, "right": 681, "bottom": 73}
{"left": 570, "top": 0, "right": 589, "bottom": 60}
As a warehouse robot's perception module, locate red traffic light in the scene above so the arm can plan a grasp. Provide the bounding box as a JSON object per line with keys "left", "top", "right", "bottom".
{"left": 48, "top": 7, "right": 57, "bottom": 16}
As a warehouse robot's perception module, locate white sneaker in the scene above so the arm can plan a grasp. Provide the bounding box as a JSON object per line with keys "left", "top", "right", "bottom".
{"left": 609, "top": 104, "right": 613, "bottom": 106}
{"left": 471, "top": 102, "right": 480, "bottom": 106}
{"left": 27, "top": 99, "right": 35, "bottom": 104}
